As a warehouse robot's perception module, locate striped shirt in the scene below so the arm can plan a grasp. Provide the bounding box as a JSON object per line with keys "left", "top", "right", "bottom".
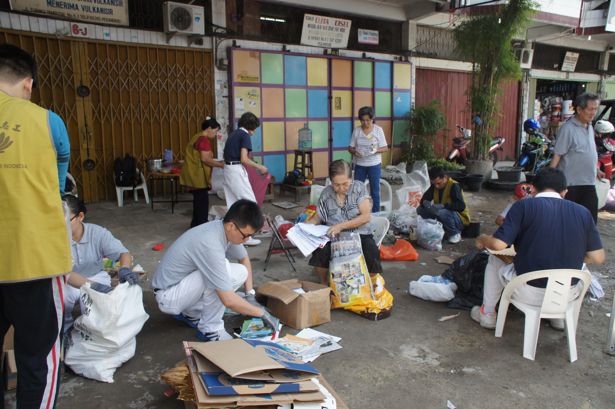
{"left": 317, "top": 181, "right": 372, "bottom": 234}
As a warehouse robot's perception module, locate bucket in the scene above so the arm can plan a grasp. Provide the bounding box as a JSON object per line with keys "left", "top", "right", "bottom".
{"left": 464, "top": 174, "right": 484, "bottom": 192}
{"left": 446, "top": 171, "right": 466, "bottom": 184}
{"left": 462, "top": 221, "right": 481, "bottom": 238}
{"left": 496, "top": 167, "right": 523, "bottom": 183}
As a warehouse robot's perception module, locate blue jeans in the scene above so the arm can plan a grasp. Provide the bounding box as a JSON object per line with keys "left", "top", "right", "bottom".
{"left": 354, "top": 164, "right": 381, "bottom": 213}
{"left": 417, "top": 206, "right": 463, "bottom": 237}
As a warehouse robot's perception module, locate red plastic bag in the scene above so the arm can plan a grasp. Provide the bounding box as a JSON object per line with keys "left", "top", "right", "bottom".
{"left": 380, "top": 239, "right": 419, "bottom": 261}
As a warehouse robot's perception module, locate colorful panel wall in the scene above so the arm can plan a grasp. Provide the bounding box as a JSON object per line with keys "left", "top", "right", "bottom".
{"left": 230, "top": 48, "right": 411, "bottom": 181}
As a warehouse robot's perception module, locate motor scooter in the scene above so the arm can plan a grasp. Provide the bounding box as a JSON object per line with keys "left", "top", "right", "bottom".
{"left": 447, "top": 125, "right": 505, "bottom": 165}
{"left": 515, "top": 132, "right": 552, "bottom": 174}
{"left": 447, "top": 125, "right": 471, "bottom": 165}
{"left": 596, "top": 135, "right": 615, "bottom": 181}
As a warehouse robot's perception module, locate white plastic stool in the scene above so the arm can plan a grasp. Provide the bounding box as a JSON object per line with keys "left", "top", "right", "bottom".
{"left": 115, "top": 169, "right": 150, "bottom": 207}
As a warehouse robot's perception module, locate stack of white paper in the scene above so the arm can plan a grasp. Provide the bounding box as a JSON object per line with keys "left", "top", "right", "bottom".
{"left": 286, "top": 223, "right": 331, "bottom": 257}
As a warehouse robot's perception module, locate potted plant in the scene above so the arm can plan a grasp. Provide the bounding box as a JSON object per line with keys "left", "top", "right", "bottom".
{"left": 401, "top": 100, "right": 447, "bottom": 168}
{"left": 453, "top": 0, "right": 535, "bottom": 180}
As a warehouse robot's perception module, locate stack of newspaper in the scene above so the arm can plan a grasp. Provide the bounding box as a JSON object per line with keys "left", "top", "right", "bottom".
{"left": 286, "top": 223, "right": 330, "bottom": 257}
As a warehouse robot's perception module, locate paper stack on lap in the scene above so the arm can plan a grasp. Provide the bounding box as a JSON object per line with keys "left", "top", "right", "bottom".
{"left": 286, "top": 223, "right": 330, "bottom": 257}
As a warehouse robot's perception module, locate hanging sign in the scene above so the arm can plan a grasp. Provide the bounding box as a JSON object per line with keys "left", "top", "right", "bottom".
{"left": 358, "top": 29, "right": 379, "bottom": 45}
{"left": 300, "top": 13, "right": 351, "bottom": 49}
{"left": 10, "top": 0, "right": 129, "bottom": 26}
{"left": 561, "top": 51, "right": 579, "bottom": 72}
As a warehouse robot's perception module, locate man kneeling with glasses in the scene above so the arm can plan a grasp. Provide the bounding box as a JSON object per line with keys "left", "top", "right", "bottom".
{"left": 152, "top": 199, "right": 278, "bottom": 341}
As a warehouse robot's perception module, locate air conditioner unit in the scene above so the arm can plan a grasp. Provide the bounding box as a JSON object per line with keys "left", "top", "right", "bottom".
{"left": 163, "top": 2, "right": 205, "bottom": 35}
{"left": 519, "top": 48, "right": 534, "bottom": 69}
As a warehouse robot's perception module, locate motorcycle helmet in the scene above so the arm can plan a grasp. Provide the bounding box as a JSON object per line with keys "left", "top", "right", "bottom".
{"left": 523, "top": 118, "right": 540, "bottom": 135}
{"left": 594, "top": 119, "right": 614, "bottom": 136}
{"left": 514, "top": 183, "right": 536, "bottom": 200}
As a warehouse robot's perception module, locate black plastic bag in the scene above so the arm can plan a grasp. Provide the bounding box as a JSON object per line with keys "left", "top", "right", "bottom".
{"left": 442, "top": 251, "right": 489, "bottom": 310}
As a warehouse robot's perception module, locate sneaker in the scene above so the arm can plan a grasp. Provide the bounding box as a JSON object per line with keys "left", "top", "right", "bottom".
{"left": 471, "top": 305, "right": 497, "bottom": 329}
{"left": 448, "top": 233, "right": 461, "bottom": 244}
{"left": 173, "top": 313, "right": 199, "bottom": 329}
{"left": 196, "top": 329, "right": 233, "bottom": 342}
{"left": 244, "top": 238, "right": 261, "bottom": 246}
{"left": 549, "top": 318, "right": 565, "bottom": 331}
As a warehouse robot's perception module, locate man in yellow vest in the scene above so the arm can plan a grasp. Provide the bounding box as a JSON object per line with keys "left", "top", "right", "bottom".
{"left": 0, "top": 44, "right": 71, "bottom": 408}
{"left": 417, "top": 166, "right": 470, "bottom": 244}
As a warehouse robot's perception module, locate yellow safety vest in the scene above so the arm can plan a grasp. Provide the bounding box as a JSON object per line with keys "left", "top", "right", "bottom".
{"left": 0, "top": 91, "right": 71, "bottom": 282}
{"left": 433, "top": 177, "right": 471, "bottom": 225}
{"left": 179, "top": 132, "right": 214, "bottom": 189}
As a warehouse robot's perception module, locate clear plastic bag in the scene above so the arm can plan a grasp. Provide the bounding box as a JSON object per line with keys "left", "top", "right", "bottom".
{"left": 416, "top": 216, "right": 444, "bottom": 251}
{"left": 409, "top": 275, "right": 458, "bottom": 302}
{"left": 388, "top": 205, "right": 417, "bottom": 233}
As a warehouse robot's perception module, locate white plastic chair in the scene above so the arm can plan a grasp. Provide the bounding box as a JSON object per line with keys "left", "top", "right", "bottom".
{"left": 370, "top": 216, "right": 390, "bottom": 248}
{"left": 115, "top": 169, "right": 150, "bottom": 207}
{"left": 495, "top": 269, "right": 592, "bottom": 362}
{"left": 309, "top": 184, "right": 325, "bottom": 205}
{"left": 365, "top": 179, "right": 393, "bottom": 213}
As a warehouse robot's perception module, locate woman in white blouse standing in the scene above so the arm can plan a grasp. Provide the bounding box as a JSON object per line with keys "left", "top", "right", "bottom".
{"left": 348, "top": 106, "right": 389, "bottom": 213}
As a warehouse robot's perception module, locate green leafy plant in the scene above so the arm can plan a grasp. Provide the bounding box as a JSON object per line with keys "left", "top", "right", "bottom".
{"left": 401, "top": 100, "right": 447, "bottom": 164}
{"left": 427, "top": 158, "right": 464, "bottom": 171}
{"left": 454, "top": 0, "right": 536, "bottom": 160}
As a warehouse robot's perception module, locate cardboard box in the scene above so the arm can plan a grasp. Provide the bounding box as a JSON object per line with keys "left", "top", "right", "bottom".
{"left": 196, "top": 352, "right": 320, "bottom": 396}
{"left": 190, "top": 339, "right": 319, "bottom": 382}
{"left": 257, "top": 280, "right": 331, "bottom": 329}
{"left": 184, "top": 341, "right": 325, "bottom": 408}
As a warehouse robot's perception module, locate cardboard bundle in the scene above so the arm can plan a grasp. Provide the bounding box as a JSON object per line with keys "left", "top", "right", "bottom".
{"left": 183, "top": 339, "right": 347, "bottom": 409}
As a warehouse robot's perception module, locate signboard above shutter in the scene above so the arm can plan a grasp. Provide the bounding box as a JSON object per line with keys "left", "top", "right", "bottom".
{"left": 300, "top": 13, "right": 351, "bottom": 49}
{"left": 11, "top": 0, "right": 129, "bottom": 26}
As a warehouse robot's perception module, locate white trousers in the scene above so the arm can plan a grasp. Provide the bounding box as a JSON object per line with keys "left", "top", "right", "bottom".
{"left": 64, "top": 270, "right": 111, "bottom": 331}
{"left": 483, "top": 255, "right": 582, "bottom": 312}
{"left": 223, "top": 164, "right": 256, "bottom": 207}
{"left": 155, "top": 260, "right": 248, "bottom": 333}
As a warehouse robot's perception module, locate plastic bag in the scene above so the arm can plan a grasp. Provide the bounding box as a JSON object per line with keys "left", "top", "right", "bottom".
{"left": 606, "top": 187, "right": 615, "bottom": 211}
{"left": 416, "top": 216, "right": 444, "bottom": 251}
{"left": 401, "top": 161, "right": 430, "bottom": 193}
{"left": 596, "top": 178, "right": 610, "bottom": 209}
{"left": 441, "top": 251, "right": 489, "bottom": 310}
{"left": 380, "top": 239, "right": 419, "bottom": 261}
{"left": 65, "top": 283, "right": 149, "bottom": 382}
{"left": 246, "top": 166, "right": 271, "bottom": 206}
{"left": 329, "top": 233, "right": 374, "bottom": 309}
{"left": 211, "top": 167, "right": 224, "bottom": 195}
{"left": 409, "top": 275, "right": 458, "bottom": 302}
{"left": 346, "top": 274, "right": 394, "bottom": 319}
{"left": 396, "top": 185, "right": 423, "bottom": 209}
{"left": 388, "top": 205, "right": 417, "bottom": 234}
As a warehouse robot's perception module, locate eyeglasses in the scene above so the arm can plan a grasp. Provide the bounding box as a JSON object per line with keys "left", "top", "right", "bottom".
{"left": 70, "top": 215, "right": 78, "bottom": 221}
{"left": 232, "top": 221, "right": 251, "bottom": 240}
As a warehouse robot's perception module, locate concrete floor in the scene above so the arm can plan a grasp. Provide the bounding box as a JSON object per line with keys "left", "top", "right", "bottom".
{"left": 7, "top": 184, "right": 615, "bottom": 409}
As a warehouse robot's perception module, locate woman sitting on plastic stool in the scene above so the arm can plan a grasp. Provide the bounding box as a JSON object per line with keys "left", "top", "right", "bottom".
{"left": 348, "top": 106, "right": 389, "bottom": 213}
{"left": 62, "top": 194, "right": 139, "bottom": 333}
{"left": 306, "top": 159, "right": 383, "bottom": 284}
